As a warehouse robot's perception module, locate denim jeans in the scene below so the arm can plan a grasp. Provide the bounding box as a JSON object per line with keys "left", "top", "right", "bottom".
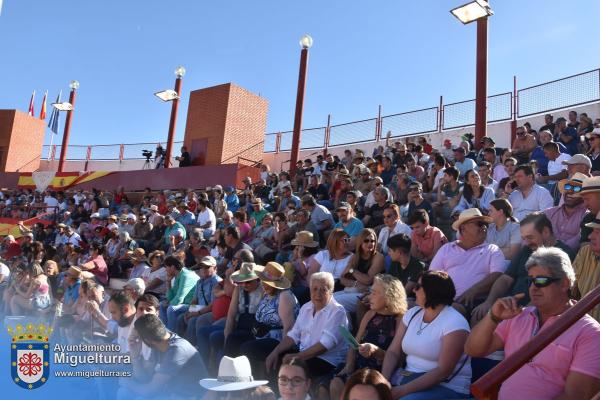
{"left": 394, "top": 372, "right": 470, "bottom": 400}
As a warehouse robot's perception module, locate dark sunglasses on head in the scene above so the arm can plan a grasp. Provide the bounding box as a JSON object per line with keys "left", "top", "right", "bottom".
{"left": 563, "top": 183, "right": 582, "bottom": 193}
{"left": 527, "top": 276, "right": 561, "bottom": 288}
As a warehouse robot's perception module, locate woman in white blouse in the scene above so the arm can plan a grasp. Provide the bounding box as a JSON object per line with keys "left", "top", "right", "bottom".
{"left": 381, "top": 271, "right": 471, "bottom": 399}
{"left": 308, "top": 229, "right": 353, "bottom": 286}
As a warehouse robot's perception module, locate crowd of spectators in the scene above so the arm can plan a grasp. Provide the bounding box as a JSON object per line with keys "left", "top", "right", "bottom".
{"left": 1, "top": 111, "right": 600, "bottom": 399}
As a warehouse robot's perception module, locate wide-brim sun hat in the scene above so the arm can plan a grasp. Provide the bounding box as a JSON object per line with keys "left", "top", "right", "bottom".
{"left": 585, "top": 127, "right": 600, "bottom": 139}
{"left": 575, "top": 176, "right": 600, "bottom": 196}
{"left": 257, "top": 262, "right": 291, "bottom": 290}
{"left": 290, "top": 231, "right": 319, "bottom": 247}
{"left": 585, "top": 211, "right": 600, "bottom": 230}
{"left": 557, "top": 172, "right": 588, "bottom": 194}
{"left": 230, "top": 262, "right": 264, "bottom": 283}
{"left": 452, "top": 208, "right": 493, "bottom": 231}
{"left": 199, "top": 356, "right": 268, "bottom": 391}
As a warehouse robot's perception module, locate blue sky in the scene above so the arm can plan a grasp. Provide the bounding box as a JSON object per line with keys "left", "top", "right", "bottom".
{"left": 0, "top": 0, "right": 598, "bottom": 147}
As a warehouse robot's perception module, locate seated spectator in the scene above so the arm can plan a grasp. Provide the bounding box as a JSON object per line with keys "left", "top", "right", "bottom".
{"left": 224, "top": 186, "right": 240, "bottom": 213}
{"left": 238, "top": 262, "right": 300, "bottom": 376}
{"left": 9, "top": 262, "right": 51, "bottom": 314}
{"left": 79, "top": 242, "right": 109, "bottom": 286}
{"left": 334, "top": 228, "right": 385, "bottom": 313}
{"left": 278, "top": 185, "right": 301, "bottom": 213}
{"left": 430, "top": 208, "right": 506, "bottom": 315}
{"left": 219, "top": 226, "right": 252, "bottom": 275}
{"left": 120, "top": 314, "right": 208, "bottom": 399}
{"left": 466, "top": 247, "right": 600, "bottom": 400}
{"left": 573, "top": 212, "right": 600, "bottom": 322}
{"left": 407, "top": 182, "right": 435, "bottom": 226}
{"left": 362, "top": 186, "right": 391, "bottom": 229}
{"left": 196, "top": 198, "right": 216, "bottom": 240}
{"left": 452, "top": 169, "right": 495, "bottom": 215}
{"left": 512, "top": 126, "right": 537, "bottom": 164}
{"left": 159, "top": 255, "right": 199, "bottom": 332}
{"left": 249, "top": 212, "right": 276, "bottom": 249}
{"left": 545, "top": 173, "right": 588, "bottom": 252}
{"left": 408, "top": 209, "right": 447, "bottom": 263}
{"left": 266, "top": 272, "right": 349, "bottom": 395}
{"left": 506, "top": 165, "right": 554, "bottom": 221}
{"left": 586, "top": 128, "right": 600, "bottom": 174}
{"left": 334, "top": 202, "right": 364, "bottom": 249}
{"left": 382, "top": 271, "right": 472, "bottom": 399}
{"left": 141, "top": 250, "right": 167, "bottom": 298}
{"left": 406, "top": 155, "right": 425, "bottom": 182}
{"left": 433, "top": 166, "right": 462, "bottom": 221}
{"left": 176, "top": 256, "right": 221, "bottom": 341}
{"left": 302, "top": 195, "right": 334, "bottom": 241}
{"left": 536, "top": 142, "right": 570, "bottom": 187}
{"left": 556, "top": 116, "right": 579, "bottom": 156}
{"left": 496, "top": 157, "right": 517, "bottom": 197}
{"left": 486, "top": 199, "right": 521, "bottom": 262}
{"left": 108, "top": 291, "right": 136, "bottom": 353}
{"left": 471, "top": 212, "right": 576, "bottom": 323}
{"left": 477, "top": 161, "right": 498, "bottom": 192}
{"left": 342, "top": 369, "right": 393, "bottom": 400}
{"left": 197, "top": 262, "right": 264, "bottom": 367}
{"left": 387, "top": 234, "right": 426, "bottom": 296}
{"left": 127, "top": 248, "right": 149, "bottom": 279}
{"left": 378, "top": 204, "right": 411, "bottom": 254}
{"left": 308, "top": 229, "right": 353, "bottom": 283}
{"left": 287, "top": 231, "right": 320, "bottom": 303}
{"left": 234, "top": 210, "right": 252, "bottom": 243}
{"left": 278, "top": 357, "right": 312, "bottom": 400}
{"left": 453, "top": 146, "right": 477, "bottom": 179}
{"left": 123, "top": 278, "right": 146, "bottom": 303}
{"left": 200, "top": 356, "right": 270, "bottom": 399}
{"left": 330, "top": 274, "right": 406, "bottom": 400}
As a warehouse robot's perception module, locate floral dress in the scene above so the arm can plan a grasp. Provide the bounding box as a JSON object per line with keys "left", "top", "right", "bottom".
{"left": 254, "top": 290, "right": 299, "bottom": 341}
{"left": 357, "top": 313, "right": 397, "bottom": 369}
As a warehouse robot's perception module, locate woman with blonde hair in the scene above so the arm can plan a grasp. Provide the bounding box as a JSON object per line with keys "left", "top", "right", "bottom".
{"left": 334, "top": 228, "right": 385, "bottom": 313}
{"left": 329, "top": 274, "right": 406, "bottom": 400}
{"left": 308, "top": 228, "right": 353, "bottom": 287}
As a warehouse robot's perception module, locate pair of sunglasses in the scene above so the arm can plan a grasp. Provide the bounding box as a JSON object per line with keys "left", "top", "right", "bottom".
{"left": 527, "top": 276, "right": 561, "bottom": 288}
{"left": 563, "top": 183, "right": 582, "bottom": 193}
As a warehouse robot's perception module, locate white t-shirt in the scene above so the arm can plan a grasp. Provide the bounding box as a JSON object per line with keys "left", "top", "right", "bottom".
{"left": 401, "top": 306, "right": 472, "bottom": 395}
{"left": 197, "top": 208, "right": 216, "bottom": 231}
{"left": 313, "top": 250, "right": 352, "bottom": 279}
{"left": 44, "top": 196, "right": 59, "bottom": 213}
{"left": 378, "top": 221, "right": 412, "bottom": 253}
{"left": 547, "top": 153, "right": 571, "bottom": 183}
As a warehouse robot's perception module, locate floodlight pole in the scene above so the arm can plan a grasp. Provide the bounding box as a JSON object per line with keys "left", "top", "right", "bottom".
{"left": 57, "top": 85, "right": 77, "bottom": 173}
{"left": 164, "top": 74, "right": 183, "bottom": 168}
{"left": 474, "top": 15, "right": 488, "bottom": 149}
{"left": 289, "top": 45, "right": 310, "bottom": 179}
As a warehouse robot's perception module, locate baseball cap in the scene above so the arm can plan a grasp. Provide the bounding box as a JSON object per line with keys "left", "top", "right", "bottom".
{"left": 562, "top": 154, "right": 592, "bottom": 169}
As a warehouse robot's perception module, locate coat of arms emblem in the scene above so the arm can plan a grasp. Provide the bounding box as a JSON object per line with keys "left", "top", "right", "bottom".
{"left": 7, "top": 323, "right": 52, "bottom": 390}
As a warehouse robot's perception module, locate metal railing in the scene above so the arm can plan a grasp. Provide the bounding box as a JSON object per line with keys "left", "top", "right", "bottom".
{"left": 37, "top": 68, "right": 600, "bottom": 157}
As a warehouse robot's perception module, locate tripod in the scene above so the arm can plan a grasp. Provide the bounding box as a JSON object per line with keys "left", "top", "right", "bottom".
{"left": 142, "top": 156, "right": 153, "bottom": 170}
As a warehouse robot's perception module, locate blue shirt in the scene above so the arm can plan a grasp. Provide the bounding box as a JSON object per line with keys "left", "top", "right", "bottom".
{"left": 380, "top": 167, "right": 395, "bottom": 186}
{"left": 334, "top": 217, "right": 364, "bottom": 237}
{"left": 225, "top": 193, "right": 240, "bottom": 212}
{"left": 558, "top": 127, "right": 579, "bottom": 155}
{"left": 455, "top": 158, "right": 478, "bottom": 178}
{"left": 193, "top": 275, "right": 222, "bottom": 306}
{"left": 177, "top": 210, "right": 196, "bottom": 226}
{"left": 63, "top": 279, "right": 81, "bottom": 307}
{"left": 531, "top": 143, "right": 567, "bottom": 175}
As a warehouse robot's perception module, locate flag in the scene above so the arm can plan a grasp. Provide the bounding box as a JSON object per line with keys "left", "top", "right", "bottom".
{"left": 28, "top": 90, "right": 35, "bottom": 116}
{"left": 39, "top": 91, "right": 47, "bottom": 120}
{"left": 48, "top": 91, "right": 61, "bottom": 134}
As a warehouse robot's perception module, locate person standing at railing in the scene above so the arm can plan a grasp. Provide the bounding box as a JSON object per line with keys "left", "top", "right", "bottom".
{"left": 465, "top": 247, "right": 600, "bottom": 400}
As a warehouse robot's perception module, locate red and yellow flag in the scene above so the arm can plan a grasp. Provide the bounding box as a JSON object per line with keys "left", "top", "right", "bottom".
{"left": 40, "top": 90, "right": 47, "bottom": 120}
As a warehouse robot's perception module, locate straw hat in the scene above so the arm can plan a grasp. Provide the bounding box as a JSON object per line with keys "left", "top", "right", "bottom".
{"left": 258, "top": 262, "right": 291, "bottom": 290}
{"left": 576, "top": 176, "right": 600, "bottom": 196}
{"left": 129, "top": 248, "right": 147, "bottom": 262}
{"left": 230, "top": 262, "right": 264, "bottom": 283}
{"left": 557, "top": 172, "right": 588, "bottom": 194}
{"left": 452, "top": 208, "right": 493, "bottom": 231}
{"left": 66, "top": 266, "right": 82, "bottom": 279}
{"left": 199, "top": 356, "right": 268, "bottom": 392}
{"left": 290, "top": 231, "right": 319, "bottom": 247}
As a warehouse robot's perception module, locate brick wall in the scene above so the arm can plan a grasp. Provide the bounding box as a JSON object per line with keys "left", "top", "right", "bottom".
{"left": 0, "top": 110, "right": 46, "bottom": 172}
{"left": 183, "top": 83, "right": 268, "bottom": 166}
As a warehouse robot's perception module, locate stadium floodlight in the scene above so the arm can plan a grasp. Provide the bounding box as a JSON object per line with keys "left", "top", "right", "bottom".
{"left": 154, "top": 89, "right": 180, "bottom": 102}
{"left": 299, "top": 35, "right": 313, "bottom": 49}
{"left": 450, "top": 0, "right": 493, "bottom": 24}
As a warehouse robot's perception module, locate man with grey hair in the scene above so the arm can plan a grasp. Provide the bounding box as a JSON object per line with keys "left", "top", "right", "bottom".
{"left": 265, "top": 271, "right": 348, "bottom": 397}
{"left": 466, "top": 247, "right": 600, "bottom": 400}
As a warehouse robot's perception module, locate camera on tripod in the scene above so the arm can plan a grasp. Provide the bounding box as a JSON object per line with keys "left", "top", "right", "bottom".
{"left": 142, "top": 150, "right": 153, "bottom": 160}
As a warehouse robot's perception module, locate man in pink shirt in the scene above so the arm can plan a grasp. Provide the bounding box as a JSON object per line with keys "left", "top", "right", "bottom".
{"left": 465, "top": 247, "right": 600, "bottom": 399}
{"left": 430, "top": 208, "right": 506, "bottom": 314}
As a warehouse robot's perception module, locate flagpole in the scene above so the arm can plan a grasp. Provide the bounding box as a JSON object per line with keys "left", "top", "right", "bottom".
{"left": 47, "top": 90, "right": 62, "bottom": 161}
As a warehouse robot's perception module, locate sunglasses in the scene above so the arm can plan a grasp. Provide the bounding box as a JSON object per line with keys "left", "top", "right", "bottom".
{"left": 342, "top": 237, "right": 351, "bottom": 243}
{"left": 563, "top": 183, "right": 582, "bottom": 193}
{"left": 527, "top": 276, "right": 561, "bottom": 288}
{"left": 363, "top": 239, "right": 376, "bottom": 244}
